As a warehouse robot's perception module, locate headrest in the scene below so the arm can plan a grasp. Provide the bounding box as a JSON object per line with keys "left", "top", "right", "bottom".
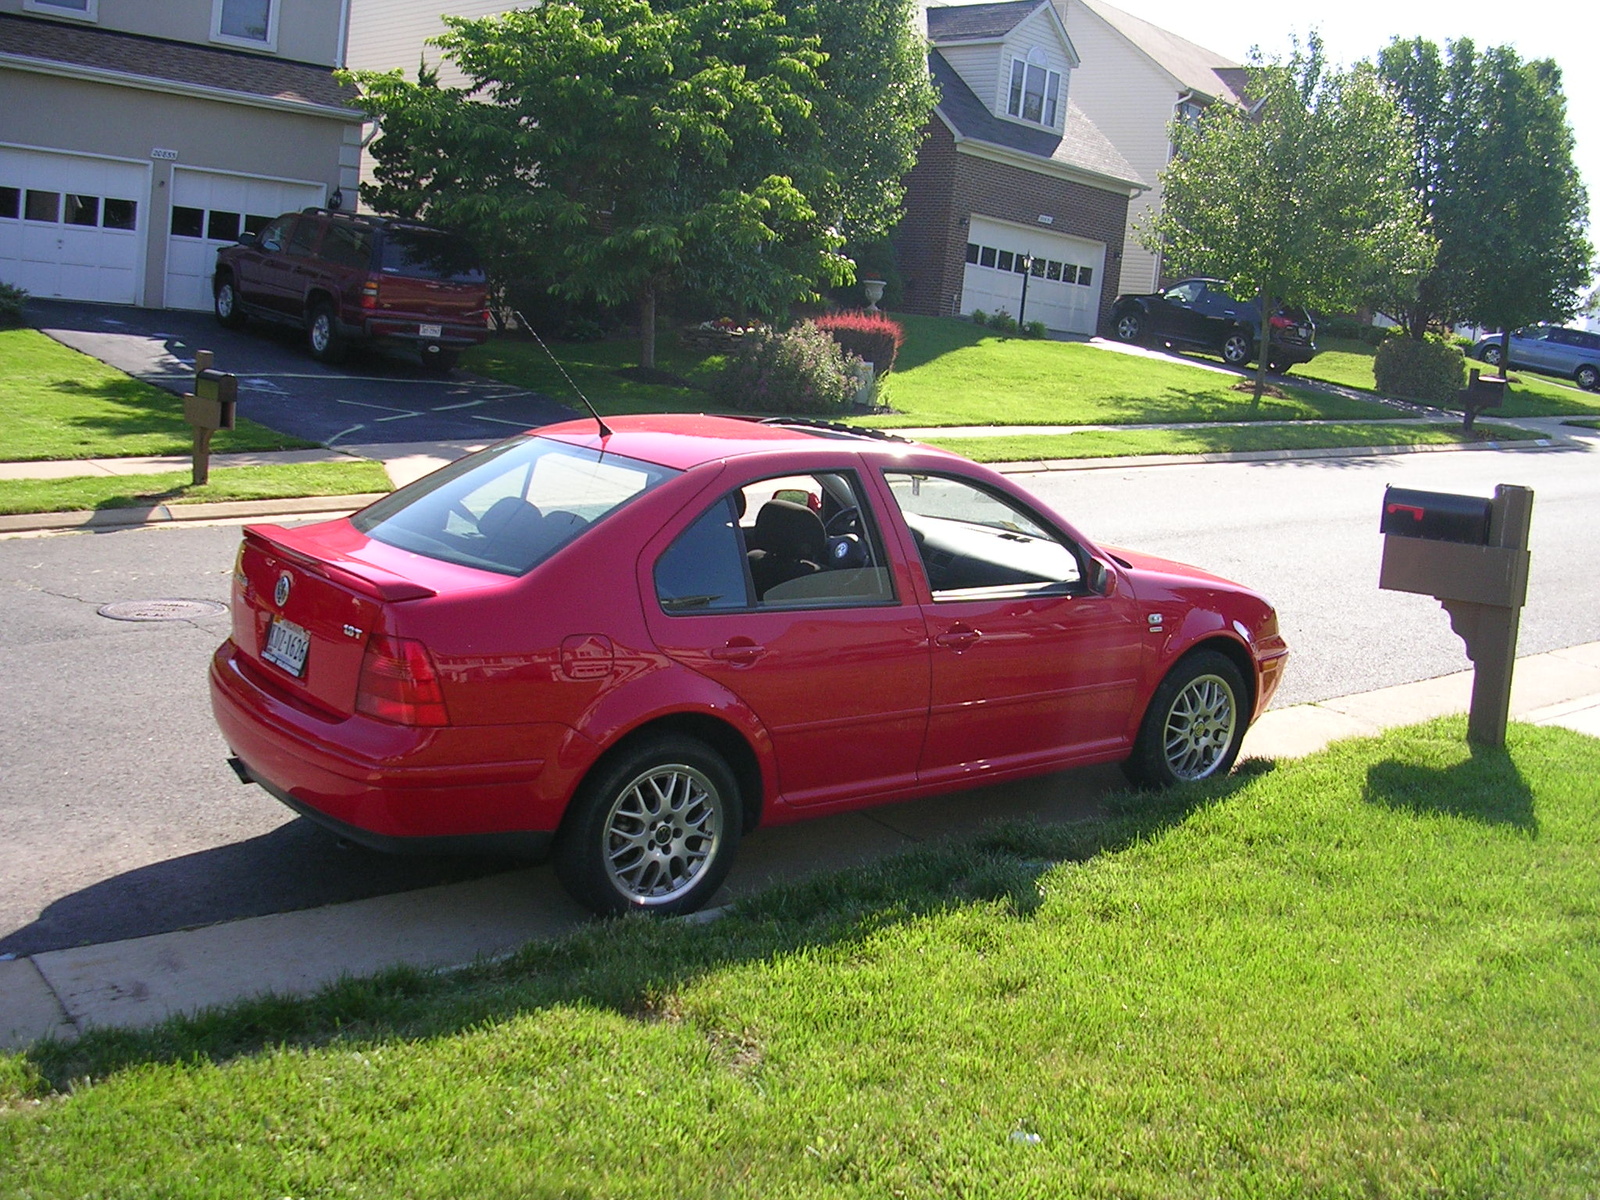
{"left": 753, "top": 498, "right": 825, "bottom": 561}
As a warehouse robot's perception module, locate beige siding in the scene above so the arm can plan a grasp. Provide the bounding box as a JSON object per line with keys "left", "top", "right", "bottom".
{"left": 346, "top": 0, "right": 511, "bottom": 86}
{"left": 1056, "top": 0, "right": 1178, "bottom": 294}
{"left": 1, "top": 0, "right": 346, "bottom": 65}
{"left": 938, "top": 42, "right": 999, "bottom": 113}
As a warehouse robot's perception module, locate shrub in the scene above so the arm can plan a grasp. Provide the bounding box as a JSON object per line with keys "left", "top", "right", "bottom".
{"left": 987, "top": 309, "right": 1018, "bottom": 336}
{"left": 1320, "top": 315, "right": 1394, "bottom": 346}
{"left": 813, "top": 310, "right": 904, "bottom": 373}
{"left": 1023, "top": 320, "right": 1048, "bottom": 339}
{"left": 1373, "top": 335, "right": 1466, "bottom": 405}
{"left": 713, "top": 321, "right": 860, "bottom": 415}
{"left": 0, "top": 281, "right": 27, "bottom": 328}
{"left": 970, "top": 309, "right": 988, "bottom": 326}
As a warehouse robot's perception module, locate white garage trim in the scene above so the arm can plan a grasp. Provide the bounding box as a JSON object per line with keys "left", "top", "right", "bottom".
{"left": 0, "top": 143, "right": 149, "bottom": 305}
{"left": 961, "top": 214, "right": 1105, "bottom": 336}
{"left": 165, "top": 167, "right": 325, "bottom": 311}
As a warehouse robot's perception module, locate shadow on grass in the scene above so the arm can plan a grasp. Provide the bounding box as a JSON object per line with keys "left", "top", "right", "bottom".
{"left": 16, "top": 765, "right": 1268, "bottom": 1091}
{"left": 1362, "top": 742, "right": 1537, "bottom": 832}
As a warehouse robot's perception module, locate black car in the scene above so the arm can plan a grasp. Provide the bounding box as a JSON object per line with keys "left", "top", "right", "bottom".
{"left": 1108, "top": 278, "right": 1318, "bottom": 372}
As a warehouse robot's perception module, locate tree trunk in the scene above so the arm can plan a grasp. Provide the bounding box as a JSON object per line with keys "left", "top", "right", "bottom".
{"left": 640, "top": 287, "right": 657, "bottom": 370}
{"left": 1252, "top": 283, "right": 1270, "bottom": 406}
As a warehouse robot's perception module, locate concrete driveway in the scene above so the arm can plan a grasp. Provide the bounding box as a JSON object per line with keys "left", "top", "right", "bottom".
{"left": 28, "top": 298, "right": 578, "bottom": 445}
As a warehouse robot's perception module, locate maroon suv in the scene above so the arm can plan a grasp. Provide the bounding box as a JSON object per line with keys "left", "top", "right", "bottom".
{"left": 212, "top": 207, "right": 490, "bottom": 371}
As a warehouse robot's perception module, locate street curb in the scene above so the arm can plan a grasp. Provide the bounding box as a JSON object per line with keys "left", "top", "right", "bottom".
{"left": 0, "top": 493, "right": 387, "bottom": 535}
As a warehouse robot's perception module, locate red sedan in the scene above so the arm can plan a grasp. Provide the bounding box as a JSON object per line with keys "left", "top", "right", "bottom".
{"left": 211, "top": 415, "right": 1287, "bottom": 915}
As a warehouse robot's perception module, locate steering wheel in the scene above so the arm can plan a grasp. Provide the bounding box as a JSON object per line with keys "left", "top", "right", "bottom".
{"left": 824, "top": 506, "right": 860, "bottom": 536}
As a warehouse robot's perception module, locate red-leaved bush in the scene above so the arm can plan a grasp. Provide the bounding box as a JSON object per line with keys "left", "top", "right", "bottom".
{"left": 813, "top": 310, "right": 904, "bottom": 373}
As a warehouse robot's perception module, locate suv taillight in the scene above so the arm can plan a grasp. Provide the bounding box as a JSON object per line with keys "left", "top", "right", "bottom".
{"left": 360, "top": 278, "right": 381, "bottom": 310}
{"left": 356, "top": 635, "right": 448, "bottom": 726}
{"left": 1268, "top": 314, "right": 1295, "bottom": 330}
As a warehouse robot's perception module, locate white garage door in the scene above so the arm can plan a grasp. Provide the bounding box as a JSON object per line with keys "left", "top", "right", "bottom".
{"left": 165, "top": 169, "right": 325, "bottom": 311}
{"left": 961, "top": 216, "right": 1105, "bottom": 336}
{"left": 0, "top": 147, "right": 147, "bottom": 304}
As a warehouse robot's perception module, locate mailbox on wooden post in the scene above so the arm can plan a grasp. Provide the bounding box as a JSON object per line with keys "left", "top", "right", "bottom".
{"left": 181, "top": 349, "right": 237, "bottom": 485}
{"left": 1378, "top": 483, "right": 1534, "bottom": 746}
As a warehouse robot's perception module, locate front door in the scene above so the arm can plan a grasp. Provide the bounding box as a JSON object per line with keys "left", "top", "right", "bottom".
{"left": 880, "top": 471, "right": 1143, "bottom": 787}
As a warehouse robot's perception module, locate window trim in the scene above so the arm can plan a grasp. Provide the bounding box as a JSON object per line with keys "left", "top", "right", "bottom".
{"left": 210, "top": 0, "right": 279, "bottom": 52}
{"left": 22, "top": 0, "right": 98, "bottom": 21}
{"left": 1005, "top": 52, "right": 1062, "bottom": 129}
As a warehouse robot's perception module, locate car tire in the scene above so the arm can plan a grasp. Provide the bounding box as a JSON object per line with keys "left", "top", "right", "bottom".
{"left": 307, "top": 302, "right": 347, "bottom": 364}
{"left": 1113, "top": 311, "right": 1145, "bottom": 344}
{"left": 1122, "top": 650, "right": 1249, "bottom": 789}
{"left": 1576, "top": 364, "right": 1599, "bottom": 392}
{"left": 1220, "top": 330, "right": 1254, "bottom": 367}
{"left": 1480, "top": 344, "right": 1504, "bottom": 368}
{"left": 213, "top": 277, "right": 247, "bottom": 330}
{"left": 555, "top": 735, "right": 742, "bottom": 917}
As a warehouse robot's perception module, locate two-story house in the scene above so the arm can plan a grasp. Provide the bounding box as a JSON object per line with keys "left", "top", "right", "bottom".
{"left": 897, "top": 0, "right": 1145, "bottom": 336}
{"left": 1054, "top": 0, "right": 1246, "bottom": 297}
{"left": 0, "top": 0, "right": 363, "bottom": 310}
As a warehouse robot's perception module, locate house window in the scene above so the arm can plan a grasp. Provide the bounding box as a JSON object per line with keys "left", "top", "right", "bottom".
{"left": 64, "top": 195, "right": 99, "bottom": 227}
{"left": 22, "top": 0, "right": 97, "bottom": 20}
{"left": 25, "top": 191, "right": 60, "bottom": 222}
{"left": 1007, "top": 52, "right": 1061, "bottom": 127}
{"left": 211, "top": 0, "right": 277, "bottom": 51}
{"left": 0, "top": 188, "right": 20, "bottom": 220}
{"left": 965, "top": 243, "right": 980, "bottom": 264}
{"left": 103, "top": 199, "right": 138, "bottom": 231}
{"left": 171, "top": 206, "right": 205, "bottom": 239}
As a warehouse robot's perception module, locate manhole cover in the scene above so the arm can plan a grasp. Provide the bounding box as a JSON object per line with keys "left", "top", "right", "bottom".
{"left": 97, "top": 598, "right": 229, "bottom": 622}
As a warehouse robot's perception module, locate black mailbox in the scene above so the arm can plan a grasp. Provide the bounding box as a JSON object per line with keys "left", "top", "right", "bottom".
{"left": 1380, "top": 486, "right": 1491, "bottom": 545}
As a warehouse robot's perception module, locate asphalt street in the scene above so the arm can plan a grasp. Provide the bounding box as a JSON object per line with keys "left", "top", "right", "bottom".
{"left": 28, "top": 298, "right": 578, "bottom": 446}
{"left": 4, "top": 443, "right": 1597, "bottom": 959}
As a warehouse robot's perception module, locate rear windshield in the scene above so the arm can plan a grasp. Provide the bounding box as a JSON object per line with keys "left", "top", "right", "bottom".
{"left": 377, "top": 228, "right": 486, "bottom": 283}
{"left": 352, "top": 436, "right": 678, "bottom": 575}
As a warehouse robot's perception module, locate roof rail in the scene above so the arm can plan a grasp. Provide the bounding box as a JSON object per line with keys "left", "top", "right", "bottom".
{"left": 752, "top": 416, "right": 911, "bottom": 443}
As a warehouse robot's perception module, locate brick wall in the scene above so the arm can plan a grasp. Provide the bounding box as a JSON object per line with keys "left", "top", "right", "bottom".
{"left": 895, "top": 120, "right": 1132, "bottom": 334}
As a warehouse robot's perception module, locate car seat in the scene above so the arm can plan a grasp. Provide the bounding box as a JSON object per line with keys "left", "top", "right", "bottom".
{"left": 747, "top": 498, "right": 826, "bottom": 598}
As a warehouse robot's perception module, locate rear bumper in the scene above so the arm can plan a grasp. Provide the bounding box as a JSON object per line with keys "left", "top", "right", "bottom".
{"left": 210, "top": 641, "right": 577, "bottom": 849}
{"left": 357, "top": 317, "right": 489, "bottom": 350}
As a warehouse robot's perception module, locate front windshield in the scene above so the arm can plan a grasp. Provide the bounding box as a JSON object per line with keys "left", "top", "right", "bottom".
{"left": 352, "top": 436, "right": 677, "bottom": 575}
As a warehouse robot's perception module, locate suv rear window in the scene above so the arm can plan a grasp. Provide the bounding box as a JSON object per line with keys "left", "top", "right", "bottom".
{"left": 352, "top": 436, "right": 677, "bottom": 575}
{"left": 377, "top": 228, "right": 486, "bottom": 283}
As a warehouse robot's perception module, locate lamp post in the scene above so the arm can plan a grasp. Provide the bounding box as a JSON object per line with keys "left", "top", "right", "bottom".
{"left": 1017, "top": 254, "right": 1033, "bottom": 326}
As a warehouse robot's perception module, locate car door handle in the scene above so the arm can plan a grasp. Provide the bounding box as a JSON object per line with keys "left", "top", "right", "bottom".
{"left": 709, "top": 639, "right": 765, "bottom": 665}
{"left": 934, "top": 625, "right": 981, "bottom": 651}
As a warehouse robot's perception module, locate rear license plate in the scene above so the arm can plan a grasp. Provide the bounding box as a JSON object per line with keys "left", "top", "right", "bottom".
{"left": 262, "top": 616, "right": 310, "bottom": 677}
{"left": 419, "top": 323, "right": 443, "bottom": 339}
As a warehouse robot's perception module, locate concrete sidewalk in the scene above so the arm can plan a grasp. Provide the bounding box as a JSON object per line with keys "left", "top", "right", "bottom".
{"left": 3, "top": 641, "right": 1598, "bottom": 1051}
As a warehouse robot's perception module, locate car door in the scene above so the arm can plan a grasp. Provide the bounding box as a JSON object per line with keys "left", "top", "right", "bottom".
{"left": 645, "top": 469, "right": 931, "bottom": 810}
{"left": 1151, "top": 280, "right": 1209, "bottom": 347}
{"left": 879, "top": 470, "right": 1143, "bottom": 788}
{"left": 1194, "top": 282, "right": 1250, "bottom": 347}
{"left": 232, "top": 214, "right": 292, "bottom": 309}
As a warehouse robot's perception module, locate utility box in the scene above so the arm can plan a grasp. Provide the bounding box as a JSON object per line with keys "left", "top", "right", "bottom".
{"left": 1378, "top": 484, "right": 1534, "bottom": 746}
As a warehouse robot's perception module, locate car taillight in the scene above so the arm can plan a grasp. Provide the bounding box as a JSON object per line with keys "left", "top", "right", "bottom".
{"left": 356, "top": 635, "right": 448, "bottom": 726}
{"left": 1268, "top": 314, "right": 1295, "bottom": 330}
{"left": 360, "top": 278, "right": 381, "bottom": 310}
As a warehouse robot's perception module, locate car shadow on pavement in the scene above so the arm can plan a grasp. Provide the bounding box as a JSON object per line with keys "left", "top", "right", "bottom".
{"left": 0, "top": 820, "right": 521, "bottom": 960}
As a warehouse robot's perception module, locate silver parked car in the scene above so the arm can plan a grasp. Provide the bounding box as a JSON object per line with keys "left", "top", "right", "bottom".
{"left": 1473, "top": 324, "right": 1600, "bottom": 392}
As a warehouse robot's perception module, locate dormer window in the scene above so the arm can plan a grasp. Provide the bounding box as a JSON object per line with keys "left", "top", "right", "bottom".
{"left": 211, "top": 0, "right": 278, "bottom": 51}
{"left": 1007, "top": 49, "right": 1061, "bottom": 127}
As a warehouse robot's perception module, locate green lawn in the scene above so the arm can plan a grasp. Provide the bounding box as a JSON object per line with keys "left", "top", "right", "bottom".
{"left": 0, "top": 462, "right": 391, "bottom": 515}
{"left": 0, "top": 328, "right": 317, "bottom": 460}
{"left": 463, "top": 333, "right": 729, "bottom": 415}
{"left": 865, "top": 316, "right": 1393, "bottom": 428}
{"left": 929, "top": 420, "right": 1543, "bottom": 463}
{"left": 6, "top": 718, "right": 1598, "bottom": 1198}
{"left": 1296, "top": 336, "right": 1600, "bottom": 418}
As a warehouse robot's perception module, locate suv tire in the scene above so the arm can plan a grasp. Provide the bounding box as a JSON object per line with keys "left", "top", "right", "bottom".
{"left": 213, "top": 276, "right": 247, "bottom": 330}
{"left": 307, "top": 301, "right": 347, "bottom": 365}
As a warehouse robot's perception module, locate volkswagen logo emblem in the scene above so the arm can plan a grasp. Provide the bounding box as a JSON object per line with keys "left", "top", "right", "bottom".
{"left": 274, "top": 572, "right": 292, "bottom": 608}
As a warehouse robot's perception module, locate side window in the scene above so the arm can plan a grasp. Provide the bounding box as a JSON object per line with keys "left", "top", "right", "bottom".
{"left": 322, "top": 222, "right": 372, "bottom": 269}
{"left": 1163, "top": 281, "right": 1203, "bottom": 305}
{"left": 257, "top": 216, "right": 290, "bottom": 252}
{"left": 655, "top": 497, "right": 751, "bottom": 612}
{"left": 655, "top": 471, "right": 896, "bottom": 613}
{"left": 284, "top": 217, "right": 320, "bottom": 257}
{"left": 883, "top": 472, "right": 1083, "bottom": 600}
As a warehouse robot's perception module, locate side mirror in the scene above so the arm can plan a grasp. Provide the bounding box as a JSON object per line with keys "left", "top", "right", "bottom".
{"left": 236, "top": 232, "right": 260, "bottom": 248}
{"left": 1087, "top": 558, "right": 1115, "bottom": 596}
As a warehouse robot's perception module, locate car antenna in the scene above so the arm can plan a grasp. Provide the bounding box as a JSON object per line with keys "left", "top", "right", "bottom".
{"left": 512, "top": 309, "right": 613, "bottom": 439}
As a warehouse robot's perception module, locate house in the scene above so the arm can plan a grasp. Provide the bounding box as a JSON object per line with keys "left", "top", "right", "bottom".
{"left": 0, "top": 0, "right": 363, "bottom": 310}
{"left": 1053, "top": 0, "right": 1247, "bottom": 296}
{"left": 898, "top": 0, "right": 1146, "bottom": 336}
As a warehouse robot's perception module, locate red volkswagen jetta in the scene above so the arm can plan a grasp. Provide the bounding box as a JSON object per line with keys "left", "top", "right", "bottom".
{"left": 211, "top": 415, "right": 1287, "bottom": 915}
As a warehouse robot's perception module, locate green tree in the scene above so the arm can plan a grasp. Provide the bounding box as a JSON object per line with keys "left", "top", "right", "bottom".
{"left": 1146, "top": 34, "right": 1432, "bottom": 401}
{"left": 353, "top": 0, "right": 932, "bottom": 368}
{"left": 1378, "top": 38, "right": 1593, "bottom": 351}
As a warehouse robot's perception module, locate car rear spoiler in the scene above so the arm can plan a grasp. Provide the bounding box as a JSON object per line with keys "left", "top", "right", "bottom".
{"left": 243, "top": 524, "right": 437, "bottom": 602}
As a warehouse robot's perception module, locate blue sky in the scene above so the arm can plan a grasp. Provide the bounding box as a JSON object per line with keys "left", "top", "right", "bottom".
{"left": 1107, "top": 0, "right": 1597, "bottom": 274}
